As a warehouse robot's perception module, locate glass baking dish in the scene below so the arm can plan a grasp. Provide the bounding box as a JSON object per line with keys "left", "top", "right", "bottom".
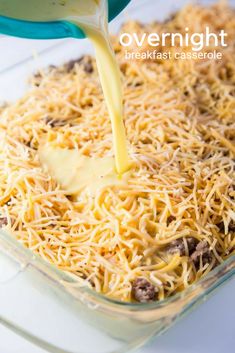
{"left": 0, "top": 1, "right": 234, "bottom": 352}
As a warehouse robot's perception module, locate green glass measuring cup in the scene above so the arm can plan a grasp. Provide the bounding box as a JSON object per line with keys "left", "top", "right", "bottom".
{"left": 0, "top": 0, "right": 131, "bottom": 39}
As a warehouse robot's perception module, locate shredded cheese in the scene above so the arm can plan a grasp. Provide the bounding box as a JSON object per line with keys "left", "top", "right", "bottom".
{"left": 0, "top": 1, "right": 234, "bottom": 302}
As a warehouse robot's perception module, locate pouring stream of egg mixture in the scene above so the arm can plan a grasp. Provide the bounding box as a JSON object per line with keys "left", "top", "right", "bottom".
{"left": 1, "top": 0, "right": 131, "bottom": 194}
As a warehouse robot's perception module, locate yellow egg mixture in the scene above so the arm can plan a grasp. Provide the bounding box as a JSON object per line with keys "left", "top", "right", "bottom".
{"left": 0, "top": 1, "right": 234, "bottom": 302}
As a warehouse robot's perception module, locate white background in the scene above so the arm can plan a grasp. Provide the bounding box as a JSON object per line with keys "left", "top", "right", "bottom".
{"left": 0, "top": 279, "right": 234, "bottom": 353}
{"left": 0, "top": 0, "right": 234, "bottom": 352}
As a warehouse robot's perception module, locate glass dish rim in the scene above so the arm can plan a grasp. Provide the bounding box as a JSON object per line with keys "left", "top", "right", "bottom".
{"left": 0, "top": 0, "right": 234, "bottom": 313}
{"left": 1, "top": 218, "right": 234, "bottom": 311}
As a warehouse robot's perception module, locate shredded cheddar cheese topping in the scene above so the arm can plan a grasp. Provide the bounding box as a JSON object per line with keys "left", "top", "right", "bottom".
{"left": 0, "top": 1, "right": 234, "bottom": 302}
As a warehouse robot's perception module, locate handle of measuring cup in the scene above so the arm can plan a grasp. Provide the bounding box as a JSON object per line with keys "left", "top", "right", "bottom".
{"left": 0, "top": 0, "right": 131, "bottom": 40}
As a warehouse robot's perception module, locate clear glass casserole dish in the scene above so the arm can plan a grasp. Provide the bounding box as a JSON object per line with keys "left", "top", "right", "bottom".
{"left": 0, "top": 0, "right": 234, "bottom": 352}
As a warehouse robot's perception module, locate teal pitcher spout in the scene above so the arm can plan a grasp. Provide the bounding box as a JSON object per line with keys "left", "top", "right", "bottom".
{"left": 0, "top": 0, "right": 131, "bottom": 39}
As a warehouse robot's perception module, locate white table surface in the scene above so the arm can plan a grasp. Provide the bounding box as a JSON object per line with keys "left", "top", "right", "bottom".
{"left": 0, "top": 1, "right": 234, "bottom": 352}
{"left": 0, "top": 278, "right": 234, "bottom": 353}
